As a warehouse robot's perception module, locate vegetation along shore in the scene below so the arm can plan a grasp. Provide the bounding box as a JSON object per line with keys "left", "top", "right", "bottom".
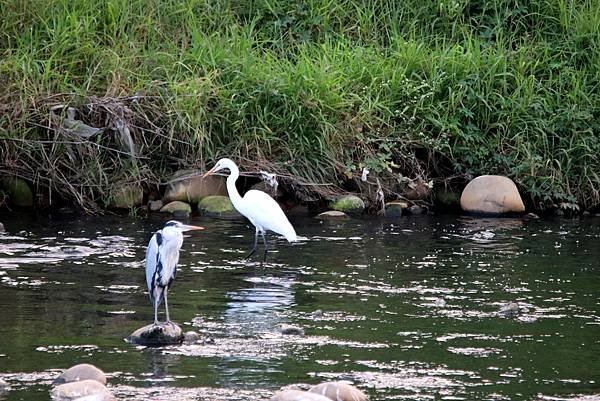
{"left": 1, "top": 0, "right": 599, "bottom": 215}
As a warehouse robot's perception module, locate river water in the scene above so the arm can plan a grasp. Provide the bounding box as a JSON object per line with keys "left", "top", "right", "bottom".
{"left": 0, "top": 212, "right": 598, "bottom": 400}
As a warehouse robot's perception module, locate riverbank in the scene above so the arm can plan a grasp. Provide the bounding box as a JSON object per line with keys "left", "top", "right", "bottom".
{"left": 1, "top": 0, "right": 599, "bottom": 214}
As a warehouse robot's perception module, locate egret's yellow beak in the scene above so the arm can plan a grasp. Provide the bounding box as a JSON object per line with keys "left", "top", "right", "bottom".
{"left": 182, "top": 224, "right": 205, "bottom": 231}
{"left": 203, "top": 166, "right": 217, "bottom": 178}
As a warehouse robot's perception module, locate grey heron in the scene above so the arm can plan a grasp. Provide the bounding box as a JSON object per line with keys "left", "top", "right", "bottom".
{"left": 145, "top": 220, "right": 204, "bottom": 325}
{"left": 203, "top": 158, "right": 297, "bottom": 262}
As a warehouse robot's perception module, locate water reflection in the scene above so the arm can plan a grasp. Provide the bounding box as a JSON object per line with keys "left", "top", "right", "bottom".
{"left": 0, "top": 213, "right": 598, "bottom": 400}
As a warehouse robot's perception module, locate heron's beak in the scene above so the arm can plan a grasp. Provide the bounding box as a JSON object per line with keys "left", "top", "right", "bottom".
{"left": 182, "top": 224, "right": 205, "bottom": 232}
{"left": 202, "top": 166, "right": 217, "bottom": 178}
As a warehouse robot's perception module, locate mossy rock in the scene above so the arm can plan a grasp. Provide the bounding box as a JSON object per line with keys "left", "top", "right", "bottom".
{"left": 198, "top": 195, "right": 240, "bottom": 218}
{"left": 108, "top": 185, "right": 143, "bottom": 209}
{"left": 329, "top": 195, "right": 365, "bottom": 215}
{"left": 160, "top": 201, "right": 192, "bottom": 214}
{"left": 163, "top": 172, "right": 227, "bottom": 203}
{"left": 1, "top": 177, "right": 33, "bottom": 207}
{"left": 435, "top": 189, "right": 461, "bottom": 211}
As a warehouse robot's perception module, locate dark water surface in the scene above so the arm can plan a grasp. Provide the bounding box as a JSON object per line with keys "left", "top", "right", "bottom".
{"left": 0, "top": 212, "right": 598, "bottom": 400}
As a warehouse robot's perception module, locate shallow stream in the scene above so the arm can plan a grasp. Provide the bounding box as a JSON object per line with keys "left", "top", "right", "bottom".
{"left": 0, "top": 212, "right": 598, "bottom": 400}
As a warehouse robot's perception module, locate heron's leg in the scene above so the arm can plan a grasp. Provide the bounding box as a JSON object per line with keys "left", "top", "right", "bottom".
{"left": 246, "top": 228, "right": 259, "bottom": 259}
{"left": 153, "top": 297, "right": 159, "bottom": 326}
{"left": 164, "top": 289, "right": 171, "bottom": 324}
{"left": 261, "top": 231, "right": 269, "bottom": 263}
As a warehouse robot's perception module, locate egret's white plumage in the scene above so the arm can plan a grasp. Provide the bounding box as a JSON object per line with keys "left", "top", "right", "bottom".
{"left": 204, "top": 158, "right": 297, "bottom": 260}
{"left": 145, "top": 220, "right": 204, "bottom": 325}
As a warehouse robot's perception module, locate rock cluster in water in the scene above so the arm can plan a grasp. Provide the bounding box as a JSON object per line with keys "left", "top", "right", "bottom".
{"left": 271, "top": 382, "right": 368, "bottom": 401}
{"left": 51, "top": 363, "right": 114, "bottom": 401}
{"left": 127, "top": 322, "right": 184, "bottom": 346}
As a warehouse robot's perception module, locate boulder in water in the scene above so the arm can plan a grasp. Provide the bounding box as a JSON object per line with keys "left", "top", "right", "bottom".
{"left": 54, "top": 363, "right": 106, "bottom": 385}
{"left": 1, "top": 177, "right": 33, "bottom": 207}
{"left": 163, "top": 172, "right": 227, "bottom": 203}
{"left": 460, "top": 175, "right": 525, "bottom": 215}
{"left": 309, "top": 382, "right": 368, "bottom": 401}
{"left": 384, "top": 201, "right": 407, "bottom": 217}
{"left": 127, "top": 322, "right": 183, "bottom": 346}
{"left": 183, "top": 331, "right": 201, "bottom": 344}
{"left": 198, "top": 195, "right": 240, "bottom": 218}
{"left": 279, "top": 324, "right": 305, "bottom": 336}
{"left": 329, "top": 195, "right": 365, "bottom": 215}
{"left": 271, "top": 390, "right": 333, "bottom": 401}
{"left": 498, "top": 302, "right": 521, "bottom": 317}
{"left": 315, "top": 210, "right": 349, "bottom": 220}
{"left": 160, "top": 201, "right": 192, "bottom": 215}
{"left": 148, "top": 199, "right": 164, "bottom": 212}
{"left": 51, "top": 379, "right": 115, "bottom": 401}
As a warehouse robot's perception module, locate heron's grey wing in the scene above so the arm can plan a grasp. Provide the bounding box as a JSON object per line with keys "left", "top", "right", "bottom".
{"left": 145, "top": 232, "right": 161, "bottom": 301}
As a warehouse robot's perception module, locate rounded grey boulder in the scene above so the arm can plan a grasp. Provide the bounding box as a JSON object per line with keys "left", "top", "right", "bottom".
{"left": 51, "top": 379, "right": 115, "bottom": 401}
{"left": 183, "top": 330, "right": 201, "bottom": 344}
{"left": 460, "top": 175, "right": 525, "bottom": 214}
{"left": 54, "top": 363, "right": 106, "bottom": 385}
{"left": 127, "top": 322, "right": 183, "bottom": 346}
{"left": 309, "top": 381, "right": 368, "bottom": 401}
{"left": 329, "top": 195, "right": 365, "bottom": 215}
{"left": 315, "top": 210, "right": 349, "bottom": 220}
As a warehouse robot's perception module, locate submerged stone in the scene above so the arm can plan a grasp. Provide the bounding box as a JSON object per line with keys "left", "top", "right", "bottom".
{"left": 108, "top": 185, "right": 143, "bottom": 209}
{"left": 384, "top": 201, "right": 407, "bottom": 217}
{"left": 271, "top": 390, "right": 332, "bottom": 401}
{"left": 54, "top": 363, "right": 106, "bottom": 385}
{"left": 160, "top": 201, "right": 192, "bottom": 215}
{"left": 164, "top": 172, "right": 227, "bottom": 203}
{"left": 315, "top": 210, "right": 349, "bottom": 219}
{"left": 460, "top": 175, "right": 525, "bottom": 215}
{"left": 183, "top": 330, "right": 201, "bottom": 344}
{"left": 329, "top": 195, "right": 365, "bottom": 215}
{"left": 127, "top": 322, "right": 183, "bottom": 346}
{"left": 51, "top": 379, "right": 114, "bottom": 401}
{"left": 198, "top": 195, "right": 240, "bottom": 218}
{"left": 498, "top": 302, "right": 521, "bottom": 317}
{"left": 279, "top": 324, "right": 305, "bottom": 336}
{"left": 1, "top": 177, "right": 33, "bottom": 207}
{"left": 309, "top": 382, "right": 368, "bottom": 401}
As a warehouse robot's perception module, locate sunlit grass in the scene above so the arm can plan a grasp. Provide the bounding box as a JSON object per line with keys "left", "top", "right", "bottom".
{"left": 1, "top": 0, "right": 598, "bottom": 210}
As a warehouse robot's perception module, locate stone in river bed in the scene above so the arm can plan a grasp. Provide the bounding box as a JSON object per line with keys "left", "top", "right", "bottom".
{"left": 54, "top": 363, "right": 106, "bottom": 385}
{"left": 127, "top": 322, "right": 183, "bottom": 346}
{"left": 108, "top": 184, "right": 143, "bottom": 209}
{"left": 315, "top": 210, "right": 349, "bottom": 220}
{"left": 198, "top": 195, "right": 240, "bottom": 218}
{"left": 460, "top": 175, "right": 525, "bottom": 215}
{"left": 0, "top": 378, "right": 9, "bottom": 393}
{"left": 279, "top": 324, "right": 305, "bottom": 336}
{"left": 163, "top": 172, "right": 227, "bottom": 203}
{"left": 309, "top": 381, "right": 368, "bottom": 401}
{"left": 271, "top": 390, "right": 333, "bottom": 401}
{"left": 384, "top": 201, "right": 407, "bottom": 217}
{"left": 498, "top": 302, "right": 521, "bottom": 317}
{"left": 148, "top": 199, "right": 164, "bottom": 212}
{"left": 159, "top": 201, "right": 192, "bottom": 215}
{"left": 183, "top": 330, "right": 201, "bottom": 344}
{"left": 51, "top": 379, "right": 115, "bottom": 401}
{"left": 329, "top": 195, "right": 365, "bottom": 215}
{"left": 1, "top": 177, "right": 33, "bottom": 207}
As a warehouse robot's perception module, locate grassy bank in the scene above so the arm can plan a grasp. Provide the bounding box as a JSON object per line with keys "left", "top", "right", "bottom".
{"left": 1, "top": 0, "right": 599, "bottom": 211}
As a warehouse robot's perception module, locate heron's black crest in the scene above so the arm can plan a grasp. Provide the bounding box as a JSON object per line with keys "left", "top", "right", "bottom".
{"left": 164, "top": 221, "right": 179, "bottom": 227}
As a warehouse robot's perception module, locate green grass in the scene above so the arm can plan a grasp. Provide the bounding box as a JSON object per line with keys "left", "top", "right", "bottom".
{"left": 1, "top": 0, "right": 599, "bottom": 211}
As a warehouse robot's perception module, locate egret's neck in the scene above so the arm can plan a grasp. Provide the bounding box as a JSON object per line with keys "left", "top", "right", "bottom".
{"left": 226, "top": 165, "right": 243, "bottom": 207}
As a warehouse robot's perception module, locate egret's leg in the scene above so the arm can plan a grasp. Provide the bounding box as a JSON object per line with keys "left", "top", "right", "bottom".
{"left": 164, "top": 289, "right": 171, "bottom": 324}
{"left": 261, "top": 231, "right": 269, "bottom": 262}
{"left": 246, "top": 228, "right": 259, "bottom": 259}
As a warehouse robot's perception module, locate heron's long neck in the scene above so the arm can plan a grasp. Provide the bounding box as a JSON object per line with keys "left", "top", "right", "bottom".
{"left": 226, "top": 166, "right": 243, "bottom": 207}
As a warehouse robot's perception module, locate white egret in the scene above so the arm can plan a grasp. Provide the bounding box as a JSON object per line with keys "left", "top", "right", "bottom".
{"left": 145, "top": 220, "right": 204, "bottom": 325}
{"left": 203, "top": 158, "right": 297, "bottom": 261}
